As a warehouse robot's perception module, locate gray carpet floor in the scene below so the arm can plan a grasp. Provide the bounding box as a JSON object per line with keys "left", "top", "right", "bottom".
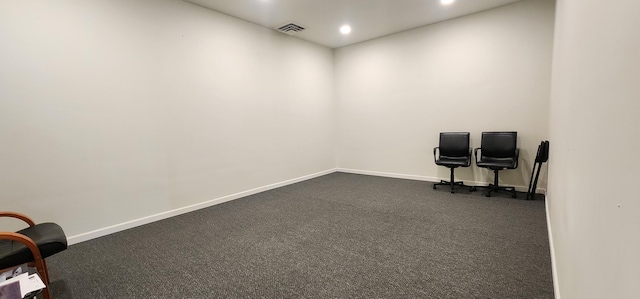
{"left": 47, "top": 172, "right": 554, "bottom": 298}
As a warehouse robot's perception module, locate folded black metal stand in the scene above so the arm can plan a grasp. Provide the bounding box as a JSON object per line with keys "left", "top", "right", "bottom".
{"left": 527, "top": 140, "right": 549, "bottom": 200}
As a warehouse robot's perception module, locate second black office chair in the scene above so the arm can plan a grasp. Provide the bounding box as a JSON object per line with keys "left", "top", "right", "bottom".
{"left": 433, "top": 132, "right": 473, "bottom": 193}
{"left": 475, "top": 131, "right": 519, "bottom": 198}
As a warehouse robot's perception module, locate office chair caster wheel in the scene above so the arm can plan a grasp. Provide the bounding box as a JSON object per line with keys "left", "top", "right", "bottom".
{"left": 485, "top": 193, "right": 491, "bottom": 197}
{"left": 433, "top": 185, "right": 436, "bottom": 190}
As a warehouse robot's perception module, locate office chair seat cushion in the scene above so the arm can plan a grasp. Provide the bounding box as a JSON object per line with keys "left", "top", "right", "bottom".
{"left": 0, "top": 222, "right": 68, "bottom": 269}
{"left": 476, "top": 157, "right": 517, "bottom": 169}
{"left": 435, "top": 156, "right": 470, "bottom": 167}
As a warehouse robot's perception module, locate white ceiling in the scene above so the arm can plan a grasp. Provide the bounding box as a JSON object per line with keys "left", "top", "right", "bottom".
{"left": 184, "top": 0, "right": 524, "bottom": 48}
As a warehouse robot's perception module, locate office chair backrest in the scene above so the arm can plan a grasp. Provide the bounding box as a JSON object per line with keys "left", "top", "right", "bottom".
{"left": 481, "top": 132, "right": 517, "bottom": 158}
{"left": 439, "top": 132, "right": 470, "bottom": 158}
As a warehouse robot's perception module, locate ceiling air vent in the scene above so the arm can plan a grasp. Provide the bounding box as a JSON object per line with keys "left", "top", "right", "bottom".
{"left": 275, "top": 22, "right": 305, "bottom": 36}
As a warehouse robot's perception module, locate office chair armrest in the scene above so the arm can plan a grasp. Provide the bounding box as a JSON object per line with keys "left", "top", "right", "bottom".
{"left": 0, "top": 211, "right": 36, "bottom": 227}
{"left": 514, "top": 148, "right": 520, "bottom": 168}
{"left": 474, "top": 148, "right": 481, "bottom": 163}
{"left": 433, "top": 147, "right": 439, "bottom": 163}
{"left": 0, "top": 232, "right": 44, "bottom": 261}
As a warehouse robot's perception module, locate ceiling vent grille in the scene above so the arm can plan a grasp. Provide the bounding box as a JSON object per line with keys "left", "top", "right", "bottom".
{"left": 275, "top": 23, "right": 305, "bottom": 35}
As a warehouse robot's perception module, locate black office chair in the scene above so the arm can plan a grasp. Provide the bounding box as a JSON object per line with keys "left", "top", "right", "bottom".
{"left": 474, "top": 132, "right": 519, "bottom": 198}
{"left": 433, "top": 132, "right": 473, "bottom": 193}
{"left": 0, "top": 211, "right": 68, "bottom": 299}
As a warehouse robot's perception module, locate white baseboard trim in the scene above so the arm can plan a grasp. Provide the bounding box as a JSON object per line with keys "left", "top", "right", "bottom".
{"left": 545, "top": 195, "right": 561, "bottom": 299}
{"left": 67, "top": 168, "right": 337, "bottom": 245}
{"left": 336, "top": 168, "right": 441, "bottom": 182}
{"left": 336, "top": 168, "right": 546, "bottom": 193}
{"left": 68, "top": 167, "right": 547, "bottom": 245}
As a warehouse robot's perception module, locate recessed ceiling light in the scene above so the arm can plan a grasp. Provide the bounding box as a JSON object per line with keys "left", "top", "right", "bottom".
{"left": 340, "top": 25, "right": 352, "bottom": 35}
{"left": 441, "top": 0, "right": 455, "bottom": 5}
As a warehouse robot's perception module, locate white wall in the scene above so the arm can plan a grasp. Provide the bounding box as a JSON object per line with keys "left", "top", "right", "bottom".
{"left": 335, "top": 0, "right": 555, "bottom": 190}
{"left": 548, "top": 0, "right": 640, "bottom": 298}
{"left": 0, "top": 0, "right": 335, "bottom": 237}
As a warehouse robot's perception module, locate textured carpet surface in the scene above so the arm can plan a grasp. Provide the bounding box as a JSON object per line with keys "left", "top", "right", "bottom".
{"left": 47, "top": 173, "right": 554, "bottom": 298}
